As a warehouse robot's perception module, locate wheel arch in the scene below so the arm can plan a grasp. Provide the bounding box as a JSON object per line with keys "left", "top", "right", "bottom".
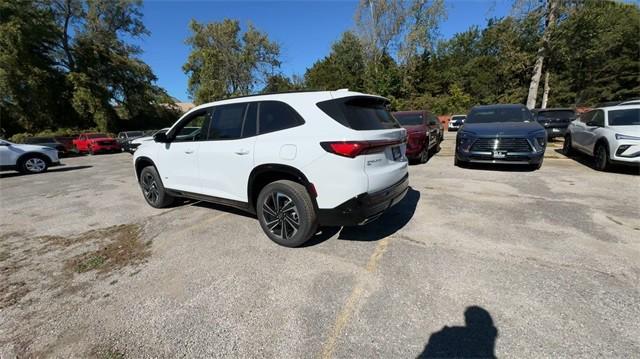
{"left": 17, "top": 151, "right": 52, "bottom": 166}
{"left": 134, "top": 156, "right": 157, "bottom": 180}
{"left": 247, "top": 164, "right": 317, "bottom": 212}
{"left": 594, "top": 136, "right": 610, "bottom": 156}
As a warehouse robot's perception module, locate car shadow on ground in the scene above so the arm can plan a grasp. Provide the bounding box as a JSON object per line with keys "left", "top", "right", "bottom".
{"left": 0, "top": 165, "right": 93, "bottom": 179}
{"left": 418, "top": 306, "right": 498, "bottom": 359}
{"left": 457, "top": 162, "right": 537, "bottom": 172}
{"left": 554, "top": 149, "right": 640, "bottom": 175}
{"left": 305, "top": 187, "right": 421, "bottom": 246}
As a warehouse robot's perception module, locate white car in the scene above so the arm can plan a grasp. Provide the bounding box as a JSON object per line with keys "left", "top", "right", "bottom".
{"left": 448, "top": 114, "right": 466, "bottom": 131}
{"left": 133, "top": 90, "right": 409, "bottom": 247}
{"left": 564, "top": 103, "right": 640, "bottom": 171}
{"left": 0, "top": 139, "right": 60, "bottom": 174}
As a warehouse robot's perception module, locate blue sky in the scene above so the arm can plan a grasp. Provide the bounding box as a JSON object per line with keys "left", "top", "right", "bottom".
{"left": 134, "top": 1, "right": 511, "bottom": 102}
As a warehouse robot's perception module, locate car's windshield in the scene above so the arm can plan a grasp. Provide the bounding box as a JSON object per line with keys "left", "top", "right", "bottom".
{"left": 466, "top": 107, "right": 532, "bottom": 124}
{"left": 451, "top": 116, "right": 466, "bottom": 123}
{"left": 126, "top": 131, "right": 144, "bottom": 137}
{"left": 87, "top": 133, "right": 108, "bottom": 138}
{"left": 394, "top": 113, "right": 424, "bottom": 126}
{"left": 25, "top": 137, "right": 55, "bottom": 143}
{"left": 608, "top": 108, "right": 640, "bottom": 126}
{"left": 537, "top": 110, "right": 575, "bottom": 120}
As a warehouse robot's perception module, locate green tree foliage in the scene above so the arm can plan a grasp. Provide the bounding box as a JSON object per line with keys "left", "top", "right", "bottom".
{"left": 549, "top": 0, "right": 640, "bottom": 105}
{"left": 305, "top": 32, "right": 366, "bottom": 91}
{"left": 0, "top": 0, "right": 175, "bottom": 137}
{"left": 183, "top": 19, "right": 280, "bottom": 104}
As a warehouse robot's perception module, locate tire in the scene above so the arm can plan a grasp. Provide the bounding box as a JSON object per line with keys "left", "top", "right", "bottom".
{"left": 594, "top": 143, "right": 610, "bottom": 171}
{"left": 419, "top": 145, "right": 429, "bottom": 164}
{"left": 139, "top": 166, "right": 174, "bottom": 208}
{"left": 562, "top": 135, "right": 573, "bottom": 156}
{"left": 18, "top": 154, "right": 49, "bottom": 174}
{"left": 257, "top": 180, "right": 318, "bottom": 247}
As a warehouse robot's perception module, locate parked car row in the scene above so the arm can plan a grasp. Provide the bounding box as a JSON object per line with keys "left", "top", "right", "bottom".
{"left": 453, "top": 102, "right": 639, "bottom": 172}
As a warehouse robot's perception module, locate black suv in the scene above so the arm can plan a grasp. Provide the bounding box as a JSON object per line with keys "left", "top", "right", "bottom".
{"left": 531, "top": 108, "right": 575, "bottom": 140}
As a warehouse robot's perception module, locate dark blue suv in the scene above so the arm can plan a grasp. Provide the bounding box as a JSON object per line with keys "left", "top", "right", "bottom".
{"left": 455, "top": 104, "right": 547, "bottom": 170}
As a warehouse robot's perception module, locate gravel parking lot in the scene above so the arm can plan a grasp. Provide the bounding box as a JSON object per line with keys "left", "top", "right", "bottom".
{"left": 1, "top": 133, "right": 639, "bottom": 358}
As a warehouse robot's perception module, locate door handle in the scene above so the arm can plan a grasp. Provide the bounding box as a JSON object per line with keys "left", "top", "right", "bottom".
{"left": 184, "top": 149, "right": 195, "bottom": 154}
{"left": 235, "top": 149, "right": 250, "bottom": 155}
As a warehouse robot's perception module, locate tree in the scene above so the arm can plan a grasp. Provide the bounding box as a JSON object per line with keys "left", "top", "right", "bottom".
{"left": 1, "top": 0, "right": 173, "bottom": 135}
{"left": 261, "top": 74, "right": 303, "bottom": 93}
{"left": 183, "top": 19, "right": 280, "bottom": 104}
{"left": 304, "top": 32, "right": 366, "bottom": 91}
{"left": 524, "top": 0, "right": 559, "bottom": 109}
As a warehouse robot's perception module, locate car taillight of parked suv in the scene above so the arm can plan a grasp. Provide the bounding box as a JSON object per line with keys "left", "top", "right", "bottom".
{"left": 133, "top": 90, "right": 409, "bottom": 247}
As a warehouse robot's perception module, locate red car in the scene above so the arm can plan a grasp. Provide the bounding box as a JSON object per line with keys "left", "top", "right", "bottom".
{"left": 73, "top": 133, "right": 121, "bottom": 154}
{"left": 392, "top": 110, "right": 441, "bottom": 163}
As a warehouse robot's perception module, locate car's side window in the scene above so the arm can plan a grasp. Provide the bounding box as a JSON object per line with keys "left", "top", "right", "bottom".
{"left": 242, "top": 102, "right": 258, "bottom": 138}
{"left": 590, "top": 110, "right": 605, "bottom": 127}
{"left": 258, "top": 101, "right": 304, "bottom": 135}
{"left": 208, "top": 103, "right": 247, "bottom": 140}
{"left": 172, "top": 109, "right": 211, "bottom": 142}
{"left": 580, "top": 111, "right": 594, "bottom": 124}
{"left": 428, "top": 114, "right": 437, "bottom": 125}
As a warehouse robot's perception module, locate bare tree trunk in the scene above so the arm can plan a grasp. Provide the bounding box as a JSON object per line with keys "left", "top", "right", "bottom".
{"left": 526, "top": 0, "right": 557, "bottom": 109}
{"left": 541, "top": 71, "right": 550, "bottom": 109}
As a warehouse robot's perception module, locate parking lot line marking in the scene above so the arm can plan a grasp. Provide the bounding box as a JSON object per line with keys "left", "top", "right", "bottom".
{"left": 320, "top": 238, "right": 391, "bottom": 359}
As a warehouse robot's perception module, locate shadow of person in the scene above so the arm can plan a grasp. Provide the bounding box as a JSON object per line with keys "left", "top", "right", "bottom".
{"left": 418, "top": 306, "right": 498, "bottom": 359}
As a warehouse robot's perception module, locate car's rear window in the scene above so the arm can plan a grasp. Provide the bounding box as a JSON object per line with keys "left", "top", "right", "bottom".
{"left": 537, "top": 110, "right": 575, "bottom": 120}
{"left": 608, "top": 108, "right": 640, "bottom": 126}
{"left": 317, "top": 96, "right": 400, "bottom": 130}
{"left": 394, "top": 113, "right": 424, "bottom": 126}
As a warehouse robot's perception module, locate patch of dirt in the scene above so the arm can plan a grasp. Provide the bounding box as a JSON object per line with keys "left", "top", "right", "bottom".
{"left": 0, "top": 223, "right": 153, "bottom": 357}
{"left": 64, "top": 224, "right": 151, "bottom": 274}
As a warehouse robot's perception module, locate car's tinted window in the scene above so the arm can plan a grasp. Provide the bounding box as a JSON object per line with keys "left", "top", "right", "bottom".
{"left": 258, "top": 101, "right": 304, "bottom": 134}
{"left": 536, "top": 110, "right": 575, "bottom": 120}
{"left": 608, "top": 108, "right": 640, "bottom": 126}
{"left": 172, "top": 110, "right": 210, "bottom": 142}
{"left": 466, "top": 107, "right": 532, "bottom": 124}
{"left": 579, "top": 111, "right": 594, "bottom": 123}
{"left": 209, "top": 103, "right": 246, "bottom": 140}
{"left": 242, "top": 102, "right": 258, "bottom": 137}
{"left": 428, "top": 114, "right": 438, "bottom": 125}
{"left": 394, "top": 113, "right": 424, "bottom": 126}
{"left": 317, "top": 96, "right": 400, "bottom": 130}
{"left": 590, "top": 110, "right": 605, "bottom": 127}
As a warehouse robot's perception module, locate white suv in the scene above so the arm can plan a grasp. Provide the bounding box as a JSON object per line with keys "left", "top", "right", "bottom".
{"left": 133, "top": 90, "right": 409, "bottom": 247}
{"left": 0, "top": 139, "right": 60, "bottom": 174}
{"left": 564, "top": 103, "right": 640, "bottom": 171}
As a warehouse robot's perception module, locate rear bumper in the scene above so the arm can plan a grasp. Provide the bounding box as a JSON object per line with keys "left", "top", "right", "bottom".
{"left": 318, "top": 174, "right": 409, "bottom": 226}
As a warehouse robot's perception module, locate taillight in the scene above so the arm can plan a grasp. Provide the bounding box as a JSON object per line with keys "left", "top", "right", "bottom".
{"left": 320, "top": 139, "right": 404, "bottom": 158}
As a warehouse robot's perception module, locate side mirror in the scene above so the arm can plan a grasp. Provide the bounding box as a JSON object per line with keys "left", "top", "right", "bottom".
{"left": 153, "top": 132, "right": 170, "bottom": 143}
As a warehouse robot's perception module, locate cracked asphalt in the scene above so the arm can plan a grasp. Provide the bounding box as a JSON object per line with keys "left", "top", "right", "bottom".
{"left": 1, "top": 133, "right": 639, "bottom": 358}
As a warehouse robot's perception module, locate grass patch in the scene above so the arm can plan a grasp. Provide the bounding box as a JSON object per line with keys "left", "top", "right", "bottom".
{"left": 75, "top": 255, "right": 106, "bottom": 273}
{"left": 64, "top": 224, "right": 150, "bottom": 275}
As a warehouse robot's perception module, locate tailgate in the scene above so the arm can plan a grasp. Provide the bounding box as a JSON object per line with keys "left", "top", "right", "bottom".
{"left": 362, "top": 128, "right": 408, "bottom": 193}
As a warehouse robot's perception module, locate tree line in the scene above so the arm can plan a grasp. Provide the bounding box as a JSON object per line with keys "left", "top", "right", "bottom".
{"left": 2, "top": 0, "right": 638, "bottom": 139}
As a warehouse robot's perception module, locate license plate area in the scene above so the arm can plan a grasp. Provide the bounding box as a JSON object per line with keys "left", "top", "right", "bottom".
{"left": 392, "top": 146, "right": 402, "bottom": 161}
{"left": 492, "top": 150, "right": 507, "bottom": 159}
